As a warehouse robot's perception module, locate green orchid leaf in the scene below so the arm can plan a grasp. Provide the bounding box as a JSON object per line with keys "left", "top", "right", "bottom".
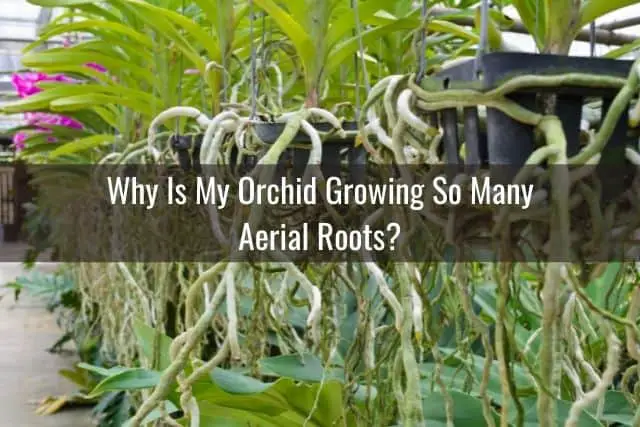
{"left": 48, "top": 134, "right": 117, "bottom": 158}
{"left": 251, "top": 0, "right": 314, "bottom": 76}
{"left": 132, "top": 319, "right": 174, "bottom": 371}
{"left": 579, "top": 0, "right": 640, "bottom": 27}
{"left": 422, "top": 390, "right": 501, "bottom": 427}
{"left": 87, "top": 368, "right": 161, "bottom": 398}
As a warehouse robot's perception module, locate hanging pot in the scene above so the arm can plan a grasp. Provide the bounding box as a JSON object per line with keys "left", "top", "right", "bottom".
{"left": 252, "top": 121, "right": 359, "bottom": 145}
{"left": 431, "top": 52, "right": 634, "bottom": 197}
{"left": 252, "top": 121, "right": 363, "bottom": 181}
{"left": 170, "top": 133, "right": 202, "bottom": 173}
{"left": 169, "top": 122, "right": 366, "bottom": 184}
{"left": 170, "top": 133, "right": 253, "bottom": 176}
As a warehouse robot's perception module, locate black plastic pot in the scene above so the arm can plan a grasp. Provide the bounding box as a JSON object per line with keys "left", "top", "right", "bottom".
{"left": 431, "top": 52, "right": 635, "bottom": 194}
{"left": 252, "top": 121, "right": 361, "bottom": 180}
{"left": 170, "top": 122, "right": 365, "bottom": 183}
{"left": 252, "top": 121, "right": 359, "bottom": 145}
{"left": 170, "top": 134, "right": 202, "bottom": 173}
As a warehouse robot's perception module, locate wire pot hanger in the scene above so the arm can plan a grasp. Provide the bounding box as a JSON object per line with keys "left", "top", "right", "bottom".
{"left": 474, "top": 0, "right": 490, "bottom": 79}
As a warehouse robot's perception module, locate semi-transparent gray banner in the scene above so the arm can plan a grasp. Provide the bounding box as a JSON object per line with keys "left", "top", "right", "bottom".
{"left": 6, "top": 162, "right": 638, "bottom": 262}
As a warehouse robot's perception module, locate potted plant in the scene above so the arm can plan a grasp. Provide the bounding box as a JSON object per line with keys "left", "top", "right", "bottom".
{"left": 246, "top": 0, "right": 428, "bottom": 151}
{"left": 145, "top": 0, "right": 434, "bottom": 177}
{"left": 425, "top": 0, "right": 638, "bottom": 173}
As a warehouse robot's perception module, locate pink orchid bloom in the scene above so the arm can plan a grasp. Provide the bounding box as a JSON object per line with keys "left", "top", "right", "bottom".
{"left": 12, "top": 132, "right": 27, "bottom": 151}
{"left": 11, "top": 72, "right": 73, "bottom": 98}
{"left": 11, "top": 72, "right": 83, "bottom": 151}
{"left": 11, "top": 39, "right": 107, "bottom": 151}
{"left": 11, "top": 131, "right": 55, "bottom": 152}
{"left": 86, "top": 62, "right": 107, "bottom": 73}
{"left": 24, "top": 112, "right": 83, "bottom": 129}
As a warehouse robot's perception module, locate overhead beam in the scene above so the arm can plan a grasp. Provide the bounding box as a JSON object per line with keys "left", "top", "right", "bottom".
{"left": 0, "top": 37, "right": 63, "bottom": 45}
{"left": 598, "top": 16, "right": 640, "bottom": 32}
{"left": 430, "top": 7, "right": 638, "bottom": 47}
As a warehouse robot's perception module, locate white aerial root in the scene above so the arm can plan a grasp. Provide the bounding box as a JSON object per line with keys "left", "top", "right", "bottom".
{"left": 427, "top": 131, "right": 443, "bottom": 162}
{"left": 383, "top": 75, "right": 403, "bottom": 127}
{"left": 186, "top": 397, "right": 200, "bottom": 427}
{"left": 574, "top": 298, "right": 599, "bottom": 340}
{"left": 365, "top": 109, "right": 393, "bottom": 149}
{"left": 358, "top": 208, "right": 403, "bottom": 330}
{"left": 230, "top": 66, "right": 250, "bottom": 104}
{"left": 625, "top": 147, "right": 640, "bottom": 166}
{"left": 569, "top": 326, "right": 602, "bottom": 385}
{"left": 300, "top": 120, "right": 323, "bottom": 165}
{"left": 586, "top": 153, "right": 601, "bottom": 165}
{"left": 410, "top": 283, "right": 423, "bottom": 341}
{"left": 562, "top": 292, "right": 577, "bottom": 331}
{"left": 147, "top": 107, "right": 211, "bottom": 159}
{"left": 626, "top": 287, "right": 640, "bottom": 362}
{"left": 99, "top": 152, "right": 122, "bottom": 164}
{"left": 199, "top": 111, "right": 242, "bottom": 164}
{"left": 563, "top": 358, "right": 585, "bottom": 398}
{"left": 397, "top": 89, "right": 429, "bottom": 135}
{"left": 522, "top": 328, "right": 541, "bottom": 356}
{"left": 282, "top": 263, "right": 322, "bottom": 345}
{"left": 561, "top": 292, "right": 601, "bottom": 385}
{"left": 191, "top": 111, "right": 244, "bottom": 246}
{"left": 365, "top": 316, "right": 376, "bottom": 370}
{"left": 205, "top": 129, "right": 228, "bottom": 165}
{"left": 630, "top": 65, "right": 640, "bottom": 125}
{"left": 234, "top": 121, "right": 249, "bottom": 151}
{"left": 225, "top": 264, "right": 242, "bottom": 361}
{"left": 564, "top": 325, "right": 621, "bottom": 427}
{"left": 403, "top": 146, "right": 421, "bottom": 164}
{"left": 307, "top": 108, "right": 345, "bottom": 133}
{"left": 366, "top": 260, "right": 403, "bottom": 331}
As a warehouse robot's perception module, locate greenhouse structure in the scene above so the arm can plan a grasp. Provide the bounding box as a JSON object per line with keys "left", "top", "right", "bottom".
{"left": 1, "top": 0, "right": 640, "bottom": 426}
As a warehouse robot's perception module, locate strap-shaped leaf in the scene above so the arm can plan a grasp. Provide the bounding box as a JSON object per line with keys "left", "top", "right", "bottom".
{"left": 579, "top": 0, "right": 640, "bottom": 28}
{"left": 49, "top": 134, "right": 117, "bottom": 158}
{"left": 251, "top": 0, "right": 314, "bottom": 76}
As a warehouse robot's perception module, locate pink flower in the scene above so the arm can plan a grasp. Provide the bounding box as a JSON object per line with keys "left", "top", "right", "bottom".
{"left": 11, "top": 72, "right": 74, "bottom": 98}
{"left": 25, "top": 112, "right": 83, "bottom": 129}
{"left": 12, "top": 129, "right": 58, "bottom": 152}
{"left": 86, "top": 62, "right": 107, "bottom": 73}
{"left": 12, "top": 72, "right": 48, "bottom": 98}
{"left": 13, "top": 132, "right": 27, "bottom": 151}
{"left": 10, "top": 45, "right": 106, "bottom": 151}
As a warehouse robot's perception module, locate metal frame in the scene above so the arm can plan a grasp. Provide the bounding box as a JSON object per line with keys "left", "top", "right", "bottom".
{"left": 599, "top": 17, "right": 640, "bottom": 32}
{"left": 431, "top": 6, "right": 639, "bottom": 47}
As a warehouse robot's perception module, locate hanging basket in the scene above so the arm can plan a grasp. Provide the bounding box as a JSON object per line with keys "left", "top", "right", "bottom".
{"left": 169, "top": 121, "right": 366, "bottom": 182}
{"left": 252, "top": 121, "right": 359, "bottom": 144}
{"left": 170, "top": 133, "right": 202, "bottom": 173}
{"left": 251, "top": 121, "right": 361, "bottom": 178}
{"left": 169, "top": 133, "right": 252, "bottom": 175}
{"left": 429, "top": 52, "right": 635, "bottom": 195}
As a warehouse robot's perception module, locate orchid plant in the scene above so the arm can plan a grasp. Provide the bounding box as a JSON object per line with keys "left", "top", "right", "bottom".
{"left": 10, "top": 37, "right": 106, "bottom": 152}
{"left": 11, "top": 72, "right": 82, "bottom": 151}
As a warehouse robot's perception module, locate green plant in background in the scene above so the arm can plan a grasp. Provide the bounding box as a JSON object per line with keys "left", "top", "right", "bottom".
{"left": 513, "top": 0, "right": 639, "bottom": 54}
